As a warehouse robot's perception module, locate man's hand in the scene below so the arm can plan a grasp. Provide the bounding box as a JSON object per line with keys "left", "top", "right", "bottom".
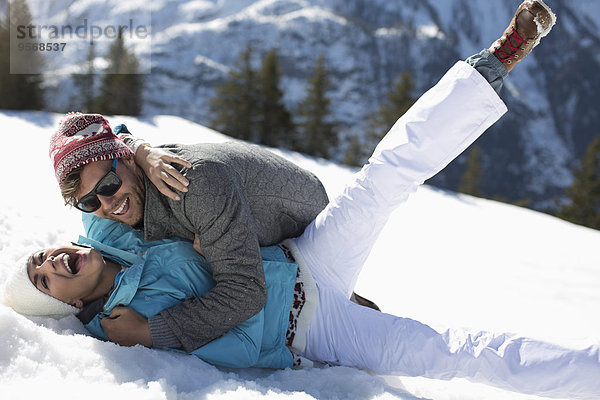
{"left": 135, "top": 144, "right": 192, "bottom": 201}
{"left": 101, "top": 307, "right": 153, "bottom": 348}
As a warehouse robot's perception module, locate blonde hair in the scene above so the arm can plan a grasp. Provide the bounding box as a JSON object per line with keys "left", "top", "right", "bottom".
{"left": 60, "top": 164, "right": 84, "bottom": 207}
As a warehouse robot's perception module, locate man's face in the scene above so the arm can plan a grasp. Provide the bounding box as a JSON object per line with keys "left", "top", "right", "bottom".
{"left": 26, "top": 245, "right": 109, "bottom": 308}
{"left": 77, "top": 157, "right": 145, "bottom": 227}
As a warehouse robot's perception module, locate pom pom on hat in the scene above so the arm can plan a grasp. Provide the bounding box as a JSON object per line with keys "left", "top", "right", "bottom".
{"left": 49, "top": 112, "right": 134, "bottom": 184}
{"left": 3, "top": 255, "right": 80, "bottom": 317}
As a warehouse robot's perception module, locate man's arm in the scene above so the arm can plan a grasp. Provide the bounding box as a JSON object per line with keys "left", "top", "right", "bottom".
{"left": 155, "top": 160, "right": 268, "bottom": 353}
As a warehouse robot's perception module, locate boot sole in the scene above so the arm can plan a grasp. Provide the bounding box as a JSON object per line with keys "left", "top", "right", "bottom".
{"left": 530, "top": 0, "right": 557, "bottom": 48}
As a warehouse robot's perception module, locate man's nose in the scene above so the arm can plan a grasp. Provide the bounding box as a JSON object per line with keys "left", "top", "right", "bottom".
{"left": 97, "top": 195, "right": 118, "bottom": 214}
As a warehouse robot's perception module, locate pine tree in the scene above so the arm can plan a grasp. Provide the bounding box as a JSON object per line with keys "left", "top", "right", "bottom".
{"left": 71, "top": 43, "right": 96, "bottom": 112}
{"left": 257, "top": 49, "right": 293, "bottom": 148}
{"left": 557, "top": 134, "right": 600, "bottom": 230}
{"left": 344, "top": 72, "right": 416, "bottom": 166}
{"left": 340, "top": 71, "right": 419, "bottom": 166}
{"left": 296, "top": 55, "right": 337, "bottom": 158}
{"left": 458, "top": 145, "right": 484, "bottom": 197}
{"left": 342, "top": 134, "right": 366, "bottom": 166}
{"left": 209, "top": 43, "right": 258, "bottom": 141}
{"left": 0, "top": 0, "right": 44, "bottom": 110}
{"left": 367, "top": 71, "right": 416, "bottom": 147}
{"left": 95, "top": 28, "right": 143, "bottom": 115}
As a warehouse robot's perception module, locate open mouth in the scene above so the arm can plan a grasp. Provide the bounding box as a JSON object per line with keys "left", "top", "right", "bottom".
{"left": 57, "top": 253, "right": 83, "bottom": 275}
{"left": 112, "top": 197, "right": 130, "bottom": 216}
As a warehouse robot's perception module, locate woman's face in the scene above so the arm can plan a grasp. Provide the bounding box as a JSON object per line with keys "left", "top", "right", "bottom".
{"left": 26, "top": 245, "right": 113, "bottom": 308}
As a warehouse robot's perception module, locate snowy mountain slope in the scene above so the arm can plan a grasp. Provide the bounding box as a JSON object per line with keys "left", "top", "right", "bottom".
{"left": 1, "top": 110, "right": 599, "bottom": 400}
{"left": 18, "top": 0, "right": 600, "bottom": 210}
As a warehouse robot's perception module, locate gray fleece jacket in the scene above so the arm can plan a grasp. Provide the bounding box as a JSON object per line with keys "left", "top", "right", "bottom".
{"left": 141, "top": 141, "right": 329, "bottom": 353}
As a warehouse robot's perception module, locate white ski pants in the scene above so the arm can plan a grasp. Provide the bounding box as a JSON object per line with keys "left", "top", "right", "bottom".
{"left": 294, "top": 61, "right": 600, "bottom": 399}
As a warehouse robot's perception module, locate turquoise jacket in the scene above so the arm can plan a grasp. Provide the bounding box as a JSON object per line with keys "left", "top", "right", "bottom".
{"left": 80, "top": 214, "right": 297, "bottom": 369}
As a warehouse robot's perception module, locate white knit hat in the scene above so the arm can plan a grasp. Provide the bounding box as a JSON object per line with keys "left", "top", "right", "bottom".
{"left": 3, "top": 255, "right": 80, "bottom": 317}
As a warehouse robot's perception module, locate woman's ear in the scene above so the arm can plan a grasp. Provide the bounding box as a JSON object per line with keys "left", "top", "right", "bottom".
{"left": 71, "top": 299, "right": 84, "bottom": 309}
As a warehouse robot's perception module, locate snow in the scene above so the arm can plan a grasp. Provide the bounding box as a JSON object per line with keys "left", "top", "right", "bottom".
{"left": 374, "top": 27, "right": 408, "bottom": 38}
{"left": 1, "top": 110, "right": 599, "bottom": 400}
{"left": 416, "top": 25, "right": 446, "bottom": 41}
{"left": 193, "top": 54, "right": 230, "bottom": 73}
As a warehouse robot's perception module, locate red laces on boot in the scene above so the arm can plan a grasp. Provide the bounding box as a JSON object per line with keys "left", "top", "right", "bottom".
{"left": 495, "top": 27, "right": 527, "bottom": 64}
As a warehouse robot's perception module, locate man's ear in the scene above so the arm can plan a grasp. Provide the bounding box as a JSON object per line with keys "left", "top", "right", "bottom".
{"left": 121, "top": 155, "right": 136, "bottom": 167}
{"left": 71, "top": 299, "right": 84, "bottom": 309}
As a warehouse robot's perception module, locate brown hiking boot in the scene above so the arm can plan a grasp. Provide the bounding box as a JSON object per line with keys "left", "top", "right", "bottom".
{"left": 490, "top": 0, "right": 557, "bottom": 72}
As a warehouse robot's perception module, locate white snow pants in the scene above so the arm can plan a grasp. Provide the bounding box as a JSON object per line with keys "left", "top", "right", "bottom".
{"left": 294, "top": 62, "right": 600, "bottom": 399}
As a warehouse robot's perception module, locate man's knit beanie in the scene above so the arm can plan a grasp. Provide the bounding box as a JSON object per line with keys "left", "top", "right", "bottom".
{"left": 2, "top": 255, "right": 80, "bottom": 317}
{"left": 49, "top": 112, "right": 133, "bottom": 184}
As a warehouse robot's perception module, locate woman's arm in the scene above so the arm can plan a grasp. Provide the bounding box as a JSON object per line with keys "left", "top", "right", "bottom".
{"left": 115, "top": 124, "right": 192, "bottom": 200}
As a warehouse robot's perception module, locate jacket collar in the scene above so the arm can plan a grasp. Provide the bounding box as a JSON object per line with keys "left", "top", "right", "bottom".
{"left": 142, "top": 173, "right": 176, "bottom": 242}
{"left": 77, "top": 236, "right": 143, "bottom": 266}
{"left": 75, "top": 236, "right": 145, "bottom": 317}
{"left": 101, "top": 261, "right": 144, "bottom": 316}
{"left": 142, "top": 173, "right": 196, "bottom": 242}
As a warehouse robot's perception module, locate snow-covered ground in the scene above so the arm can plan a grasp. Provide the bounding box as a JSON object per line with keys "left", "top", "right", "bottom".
{"left": 0, "top": 111, "right": 599, "bottom": 400}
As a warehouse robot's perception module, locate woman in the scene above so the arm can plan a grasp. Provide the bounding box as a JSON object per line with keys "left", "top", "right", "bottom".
{"left": 7, "top": 2, "right": 598, "bottom": 398}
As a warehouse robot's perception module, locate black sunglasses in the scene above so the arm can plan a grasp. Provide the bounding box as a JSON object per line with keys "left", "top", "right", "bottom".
{"left": 75, "top": 158, "right": 122, "bottom": 213}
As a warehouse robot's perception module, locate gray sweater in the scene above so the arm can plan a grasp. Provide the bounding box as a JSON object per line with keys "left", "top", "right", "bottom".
{"left": 142, "top": 141, "right": 329, "bottom": 353}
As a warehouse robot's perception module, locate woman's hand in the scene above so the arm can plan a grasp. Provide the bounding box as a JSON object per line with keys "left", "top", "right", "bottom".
{"left": 101, "top": 307, "right": 153, "bottom": 347}
{"left": 135, "top": 144, "right": 192, "bottom": 201}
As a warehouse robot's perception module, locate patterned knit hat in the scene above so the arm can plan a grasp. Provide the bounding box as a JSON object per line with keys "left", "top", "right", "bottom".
{"left": 3, "top": 255, "right": 80, "bottom": 317}
{"left": 49, "top": 112, "right": 133, "bottom": 184}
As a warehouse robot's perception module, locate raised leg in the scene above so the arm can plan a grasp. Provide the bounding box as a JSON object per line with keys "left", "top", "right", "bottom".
{"left": 295, "top": 61, "right": 507, "bottom": 297}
